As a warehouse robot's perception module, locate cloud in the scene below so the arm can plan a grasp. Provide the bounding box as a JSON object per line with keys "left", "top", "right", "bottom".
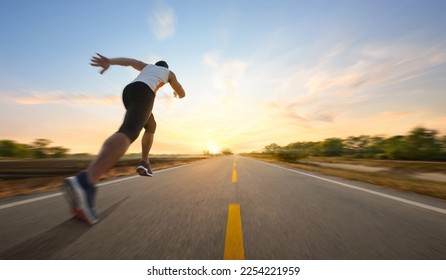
{"left": 203, "top": 51, "right": 220, "bottom": 69}
{"left": 257, "top": 37, "right": 446, "bottom": 127}
{"left": 261, "top": 98, "right": 341, "bottom": 128}
{"left": 181, "top": 37, "right": 446, "bottom": 153}
{"left": 149, "top": 5, "right": 177, "bottom": 41}
{"left": 275, "top": 39, "right": 446, "bottom": 101}
{"left": 4, "top": 91, "right": 120, "bottom": 106}
{"left": 202, "top": 51, "right": 248, "bottom": 94}
{"left": 349, "top": 41, "right": 446, "bottom": 87}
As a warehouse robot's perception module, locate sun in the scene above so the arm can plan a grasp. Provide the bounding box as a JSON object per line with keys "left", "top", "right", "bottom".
{"left": 208, "top": 142, "right": 221, "bottom": 155}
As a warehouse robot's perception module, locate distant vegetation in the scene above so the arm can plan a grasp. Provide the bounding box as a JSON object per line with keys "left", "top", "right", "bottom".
{"left": 262, "top": 127, "right": 446, "bottom": 162}
{"left": 203, "top": 148, "right": 234, "bottom": 155}
{"left": 221, "top": 148, "right": 234, "bottom": 155}
{"left": 0, "top": 138, "right": 69, "bottom": 159}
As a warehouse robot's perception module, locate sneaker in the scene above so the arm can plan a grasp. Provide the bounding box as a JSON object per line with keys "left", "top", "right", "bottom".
{"left": 136, "top": 160, "right": 153, "bottom": 177}
{"left": 62, "top": 172, "right": 98, "bottom": 225}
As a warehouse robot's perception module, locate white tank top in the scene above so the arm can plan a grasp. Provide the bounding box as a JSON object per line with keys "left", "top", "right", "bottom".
{"left": 132, "top": 64, "right": 170, "bottom": 93}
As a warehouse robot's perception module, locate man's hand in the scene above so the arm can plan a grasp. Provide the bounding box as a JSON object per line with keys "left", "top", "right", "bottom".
{"left": 90, "top": 53, "right": 110, "bottom": 74}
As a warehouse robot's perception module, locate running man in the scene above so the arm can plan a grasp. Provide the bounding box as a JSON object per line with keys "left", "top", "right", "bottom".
{"left": 62, "top": 53, "right": 186, "bottom": 224}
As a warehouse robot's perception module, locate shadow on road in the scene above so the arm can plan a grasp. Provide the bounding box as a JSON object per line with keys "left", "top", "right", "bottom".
{"left": 0, "top": 196, "right": 129, "bottom": 259}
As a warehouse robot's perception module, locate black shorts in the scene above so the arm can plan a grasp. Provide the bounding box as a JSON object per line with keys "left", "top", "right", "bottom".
{"left": 117, "top": 82, "right": 157, "bottom": 142}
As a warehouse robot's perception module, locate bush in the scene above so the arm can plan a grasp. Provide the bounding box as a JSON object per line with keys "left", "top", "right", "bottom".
{"left": 274, "top": 149, "right": 306, "bottom": 162}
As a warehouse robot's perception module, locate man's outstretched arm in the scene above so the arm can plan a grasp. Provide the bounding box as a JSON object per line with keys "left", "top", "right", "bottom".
{"left": 168, "top": 71, "right": 186, "bottom": 99}
{"left": 90, "top": 53, "right": 147, "bottom": 74}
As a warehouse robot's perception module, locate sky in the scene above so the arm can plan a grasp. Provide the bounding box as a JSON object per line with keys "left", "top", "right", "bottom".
{"left": 0, "top": 0, "right": 445, "bottom": 155}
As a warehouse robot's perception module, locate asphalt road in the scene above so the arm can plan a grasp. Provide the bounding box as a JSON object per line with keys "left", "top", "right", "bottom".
{"left": 0, "top": 155, "right": 445, "bottom": 259}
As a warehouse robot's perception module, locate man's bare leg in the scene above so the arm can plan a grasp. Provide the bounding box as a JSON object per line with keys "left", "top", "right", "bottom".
{"left": 141, "top": 131, "right": 154, "bottom": 162}
{"left": 61, "top": 132, "right": 130, "bottom": 224}
{"left": 87, "top": 132, "right": 131, "bottom": 184}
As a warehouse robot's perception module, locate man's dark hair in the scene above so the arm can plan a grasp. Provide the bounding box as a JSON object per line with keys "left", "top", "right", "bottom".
{"left": 155, "top": 60, "right": 169, "bottom": 69}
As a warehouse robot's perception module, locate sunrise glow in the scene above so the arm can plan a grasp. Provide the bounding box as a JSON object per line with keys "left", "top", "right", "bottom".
{"left": 1, "top": 1, "right": 445, "bottom": 155}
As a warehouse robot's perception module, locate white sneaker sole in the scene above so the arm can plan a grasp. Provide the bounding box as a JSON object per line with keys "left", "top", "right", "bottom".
{"left": 136, "top": 165, "right": 153, "bottom": 177}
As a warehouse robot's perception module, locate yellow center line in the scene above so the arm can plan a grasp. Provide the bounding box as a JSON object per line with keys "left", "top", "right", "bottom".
{"left": 232, "top": 169, "right": 238, "bottom": 183}
{"left": 232, "top": 159, "right": 238, "bottom": 183}
{"left": 224, "top": 204, "right": 245, "bottom": 260}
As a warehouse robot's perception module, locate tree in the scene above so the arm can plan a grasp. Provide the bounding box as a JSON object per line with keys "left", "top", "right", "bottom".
{"left": 222, "top": 148, "right": 233, "bottom": 155}
{"left": 0, "top": 140, "right": 18, "bottom": 157}
{"left": 31, "top": 139, "right": 52, "bottom": 158}
{"left": 344, "top": 136, "right": 385, "bottom": 158}
{"left": 47, "top": 146, "right": 69, "bottom": 158}
{"left": 382, "top": 136, "right": 406, "bottom": 159}
{"left": 256, "top": 126, "right": 445, "bottom": 161}
{"left": 0, "top": 140, "right": 31, "bottom": 158}
{"left": 0, "top": 139, "right": 69, "bottom": 158}
{"left": 404, "top": 127, "right": 442, "bottom": 160}
{"left": 307, "top": 142, "right": 323, "bottom": 157}
{"left": 264, "top": 143, "right": 281, "bottom": 154}
{"left": 321, "top": 138, "right": 343, "bottom": 156}
{"left": 440, "top": 135, "right": 446, "bottom": 160}
{"left": 368, "top": 136, "right": 385, "bottom": 158}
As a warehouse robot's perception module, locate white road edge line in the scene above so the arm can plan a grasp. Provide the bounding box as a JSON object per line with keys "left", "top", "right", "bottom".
{"left": 253, "top": 159, "right": 446, "bottom": 215}
{"left": 0, "top": 161, "right": 201, "bottom": 210}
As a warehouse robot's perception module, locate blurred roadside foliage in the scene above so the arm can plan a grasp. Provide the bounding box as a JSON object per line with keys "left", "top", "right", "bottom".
{"left": 0, "top": 138, "right": 69, "bottom": 159}
{"left": 263, "top": 127, "right": 446, "bottom": 162}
